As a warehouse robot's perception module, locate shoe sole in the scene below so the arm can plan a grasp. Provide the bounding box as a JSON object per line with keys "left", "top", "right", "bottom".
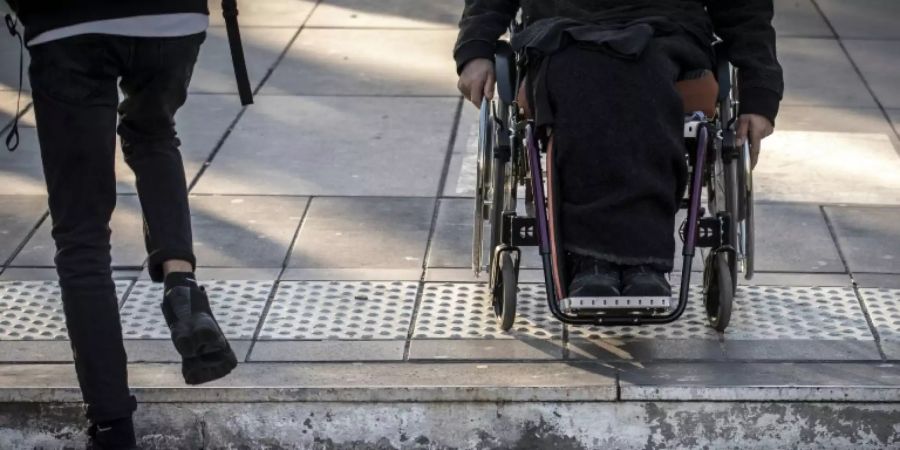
{"left": 183, "top": 347, "right": 238, "bottom": 385}
{"left": 171, "top": 313, "right": 230, "bottom": 358}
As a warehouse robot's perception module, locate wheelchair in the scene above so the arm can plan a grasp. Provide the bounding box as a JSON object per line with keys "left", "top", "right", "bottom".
{"left": 472, "top": 39, "right": 755, "bottom": 332}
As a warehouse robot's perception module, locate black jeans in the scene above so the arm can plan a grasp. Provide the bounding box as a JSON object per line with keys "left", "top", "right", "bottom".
{"left": 28, "top": 33, "right": 204, "bottom": 423}
{"left": 546, "top": 36, "right": 709, "bottom": 272}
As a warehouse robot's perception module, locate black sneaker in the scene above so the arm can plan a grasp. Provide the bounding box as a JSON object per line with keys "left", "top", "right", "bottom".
{"left": 621, "top": 265, "right": 671, "bottom": 297}
{"left": 567, "top": 254, "right": 621, "bottom": 297}
{"left": 162, "top": 282, "right": 237, "bottom": 385}
{"left": 86, "top": 417, "right": 137, "bottom": 450}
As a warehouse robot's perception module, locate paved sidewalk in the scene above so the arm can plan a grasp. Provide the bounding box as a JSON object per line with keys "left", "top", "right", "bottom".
{"left": 1, "top": 0, "right": 900, "bottom": 447}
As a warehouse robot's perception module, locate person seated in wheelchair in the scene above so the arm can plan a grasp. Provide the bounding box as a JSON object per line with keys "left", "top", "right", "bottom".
{"left": 456, "top": 0, "right": 783, "bottom": 298}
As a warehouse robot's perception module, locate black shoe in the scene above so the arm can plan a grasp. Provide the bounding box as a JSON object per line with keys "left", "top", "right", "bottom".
{"left": 621, "top": 265, "right": 671, "bottom": 297}
{"left": 161, "top": 279, "right": 237, "bottom": 385}
{"left": 86, "top": 417, "right": 137, "bottom": 450}
{"left": 567, "top": 254, "right": 621, "bottom": 297}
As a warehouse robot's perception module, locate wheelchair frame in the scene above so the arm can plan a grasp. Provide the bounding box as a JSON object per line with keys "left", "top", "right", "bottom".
{"left": 473, "top": 40, "right": 755, "bottom": 332}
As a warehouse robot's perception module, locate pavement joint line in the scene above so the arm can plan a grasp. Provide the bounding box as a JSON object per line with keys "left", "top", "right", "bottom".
{"left": 403, "top": 97, "right": 466, "bottom": 360}
{"left": 820, "top": 205, "right": 888, "bottom": 360}
{"left": 244, "top": 197, "right": 312, "bottom": 362}
{"left": 117, "top": 278, "right": 138, "bottom": 310}
{"left": 810, "top": 0, "right": 900, "bottom": 145}
{"left": 2, "top": 209, "right": 49, "bottom": 270}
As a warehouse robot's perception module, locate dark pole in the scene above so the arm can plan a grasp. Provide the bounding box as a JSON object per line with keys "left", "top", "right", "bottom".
{"left": 222, "top": 0, "right": 254, "bottom": 105}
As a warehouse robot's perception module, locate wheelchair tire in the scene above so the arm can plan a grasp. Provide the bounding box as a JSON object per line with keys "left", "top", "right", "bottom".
{"left": 488, "top": 143, "right": 507, "bottom": 271}
{"left": 704, "top": 252, "right": 733, "bottom": 332}
{"left": 493, "top": 251, "right": 518, "bottom": 331}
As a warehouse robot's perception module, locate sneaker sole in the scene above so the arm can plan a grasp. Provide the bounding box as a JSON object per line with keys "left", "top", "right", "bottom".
{"left": 171, "top": 313, "right": 230, "bottom": 358}
{"left": 183, "top": 347, "right": 238, "bottom": 385}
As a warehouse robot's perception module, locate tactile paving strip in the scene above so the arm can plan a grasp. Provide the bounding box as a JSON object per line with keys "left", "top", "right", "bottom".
{"left": 120, "top": 280, "right": 273, "bottom": 340}
{"left": 413, "top": 283, "right": 562, "bottom": 339}
{"left": 858, "top": 288, "right": 900, "bottom": 342}
{"left": 259, "top": 281, "right": 418, "bottom": 340}
{"left": 0, "top": 281, "right": 132, "bottom": 340}
{"left": 569, "top": 286, "right": 873, "bottom": 340}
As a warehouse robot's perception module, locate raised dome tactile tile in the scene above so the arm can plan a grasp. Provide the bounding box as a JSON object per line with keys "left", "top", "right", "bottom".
{"left": 568, "top": 286, "right": 873, "bottom": 341}
{"left": 258, "top": 281, "right": 418, "bottom": 340}
{"left": 413, "top": 283, "right": 562, "bottom": 339}
{"left": 0, "top": 281, "right": 131, "bottom": 340}
{"left": 858, "top": 288, "right": 900, "bottom": 341}
{"left": 120, "top": 281, "right": 272, "bottom": 340}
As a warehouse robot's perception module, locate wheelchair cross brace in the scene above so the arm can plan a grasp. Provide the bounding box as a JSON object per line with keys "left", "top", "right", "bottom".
{"left": 529, "top": 120, "right": 712, "bottom": 326}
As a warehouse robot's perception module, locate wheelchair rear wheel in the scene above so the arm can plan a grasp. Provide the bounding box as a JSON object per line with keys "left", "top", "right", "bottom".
{"left": 493, "top": 251, "right": 518, "bottom": 331}
{"left": 704, "top": 251, "right": 733, "bottom": 332}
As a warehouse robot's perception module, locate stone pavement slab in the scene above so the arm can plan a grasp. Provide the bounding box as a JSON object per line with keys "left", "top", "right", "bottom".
{"left": 193, "top": 96, "right": 457, "bottom": 196}
{"left": 754, "top": 203, "right": 844, "bottom": 272}
{"left": 825, "top": 206, "right": 900, "bottom": 274}
{"left": 208, "top": 0, "right": 316, "bottom": 27}
{"left": 12, "top": 195, "right": 146, "bottom": 268}
{"left": 249, "top": 340, "right": 406, "bottom": 362}
{"left": 779, "top": 38, "right": 875, "bottom": 107}
{"left": 0, "top": 35, "right": 29, "bottom": 92}
{"left": 260, "top": 29, "right": 459, "bottom": 96}
{"left": 307, "top": 0, "right": 459, "bottom": 29}
{"left": 816, "top": 0, "right": 900, "bottom": 39}
{"left": 442, "top": 104, "right": 478, "bottom": 198}
{"left": 617, "top": 361, "right": 900, "bottom": 401}
{"left": 188, "top": 195, "right": 308, "bottom": 267}
{"left": 849, "top": 288, "right": 900, "bottom": 359}
{"left": 0, "top": 128, "right": 45, "bottom": 195}
{"left": 773, "top": 0, "right": 832, "bottom": 37}
{"left": 0, "top": 196, "right": 44, "bottom": 266}
{"left": 192, "top": 27, "right": 298, "bottom": 94}
{"left": 843, "top": 40, "right": 900, "bottom": 109}
{"left": 0, "top": 91, "right": 31, "bottom": 130}
{"left": 288, "top": 197, "right": 434, "bottom": 269}
{"left": 258, "top": 281, "right": 419, "bottom": 340}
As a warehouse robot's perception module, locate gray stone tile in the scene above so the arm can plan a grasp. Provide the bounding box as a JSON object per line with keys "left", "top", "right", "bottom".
{"left": 825, "top": 206, "right": 900, "bottom": 273}
{"left": 890, "top": 109, "right": 900, "bottom": 141}
{"left": 424, "top": 268, "right": 545, "bottom": 283}
{"left": 308, "top": 0, "right": 459, "bottom": 28}
{"left": 0, "top": 280, "right": 131, "bottom": 341}
{"left": 753, "top": 203, "right": 844, "bottom": 272}
{"left": 0, "top": 128, "right": 46, "bottom": 195}
{"left": 429, "top": 198, "right": 542, "bottom": 270}
{"left": 125, "top": 340, "right": 252, "bottom": 363}
{"left": 855, "top": 274, "right": 900, "bottom": 289}
{"left": 280, "top": 268, "right": 422, "bottom": 281}
{"left": 192, "top": 27, "right": 297, "bottom": 94}
{"left": 0, "top": 32, "right": 30, "bottom": 92}
{"left": 883, "top": 342, "right": 900, "bottom": 360}
{"left": 442, "top": 104, "right": 478, "bottom": 198}
{"left": 208, "top": 0, "right": 315, "bottom": 27}
{"left": 779, "top": 38, "right": 875, "bottom": 107}
{"left": 723, "top": 339, "right": 881, "bottom": 361}
{"left": 258, "top": 281, "right": 418, "bottom": 340}
{"left": 567, "top": 339, "right": 726, "bottom": 362}
{"left": 12, "top": 196, "right": 147, "bottom": 268}
{"left": 189, "top": 195, "right": 307, "bottom": 267}
{"left": 260, "top": 29, "right": 459, "bottom": 96}
{"left": 0, "top": 268, "right": 58, "bottom": 281}
{"left": 0, "top": 91, "right": 32, "bottom": 130}
{"left": 858, "top": 289, "right": 900, "bottom": 348}
{"left": 773, "top": 0, "right": 833, "bottom": 37}
{"left": 844, "top": 40, "right": 900, "bottom": 109}
{"left": 249, "top": 340, "right": 405, "bottom": 362}
{"left": 756, "top": 109, "right": 900, "bottom": 204}
{"left": 408, "top": 339, "right": 564, "bottom": 361}
{"left": 617, "top": 362, "right": 900, "bottom": 401}
{"left": 192, "top": 267, "right": 281, "bottom": 281}
{"left": 121, "top": 281, "right": 273, "bottom": 340}
{"left": 413, "top": 283, "right": 563, "bottom": 340}
{"left": 193, "top": 96, "right": 456, "bottom": 196}
{"left": 288, "top": 197, "right": 434, "bottom": 269}
{"left": 744, "top": 272, "right": 852, "bottom": 287}
{"left": 0, "top": 196, "right": 45, "bottom": 265}
{"left": 816, "top": 0, "right": 900, "bottom": 39}
{"left": 0, "top": 341, "right": 72, "bottom": 363}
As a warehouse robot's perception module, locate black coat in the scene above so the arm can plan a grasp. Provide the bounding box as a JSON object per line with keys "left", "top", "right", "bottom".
{"left": 454, "top": 0, "right": 784, "bottom": 122}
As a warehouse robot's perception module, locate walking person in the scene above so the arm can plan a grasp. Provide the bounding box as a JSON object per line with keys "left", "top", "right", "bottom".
{"left": 3, "top": 1, "right": 238, "bottom": 448}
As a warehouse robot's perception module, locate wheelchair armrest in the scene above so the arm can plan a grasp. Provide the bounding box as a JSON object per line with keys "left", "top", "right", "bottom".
{"left": 494, "top": 40, "right": 517, "bottom": 105}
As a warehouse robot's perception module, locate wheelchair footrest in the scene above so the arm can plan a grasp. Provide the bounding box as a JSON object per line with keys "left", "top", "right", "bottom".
{"left": 561, "top": 296, "right": 671, "bottom": 314}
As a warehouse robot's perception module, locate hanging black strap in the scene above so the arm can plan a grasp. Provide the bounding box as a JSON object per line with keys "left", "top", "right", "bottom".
{"left": 4, "top": 13, "right": 23, "bottom": 152}
{"left": 221, "top": 0, "right": 253, "bottom": 106}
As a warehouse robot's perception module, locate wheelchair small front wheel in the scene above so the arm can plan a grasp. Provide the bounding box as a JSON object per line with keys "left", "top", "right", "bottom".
{"left": 493, "top": 251, "right": 518, "bottom": 331}
{"left": 704, "top": 252, "right": 733, "bottom": 332}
